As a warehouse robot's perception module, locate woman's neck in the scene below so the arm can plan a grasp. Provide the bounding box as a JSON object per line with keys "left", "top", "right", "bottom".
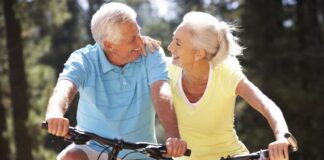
{"left": 183, "top": 61, "right": 210, "bottom": 85}
{"left": 181, "top": 61, "right": 211, "bottom": 103}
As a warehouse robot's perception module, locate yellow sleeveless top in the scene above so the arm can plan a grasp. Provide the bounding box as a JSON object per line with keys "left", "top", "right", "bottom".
{"left": 169, "top": 60, "right": 249, "bottom": 160}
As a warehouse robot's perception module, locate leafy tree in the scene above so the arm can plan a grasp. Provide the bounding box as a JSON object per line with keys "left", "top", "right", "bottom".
{"left": 2, "top": 0, "right": 72, "bottom": 159}
{"left": 0, "top": 1, "right": 10, "bottom": 159}
{"left": 3, "top": 0, "right": 33, "bottom": 159}
{"left": 296, "top": 0, "right": 322, "bottom": 48}
{"left": 1, "top": 0, "right": 323, "bottom": 159}
{"left": 241, "top": 0, "right": 324, "bottom": 159}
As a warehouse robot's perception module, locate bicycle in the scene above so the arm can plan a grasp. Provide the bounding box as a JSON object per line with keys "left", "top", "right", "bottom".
{"left": 220, "top": 133, "right": 298, "bottom": 160}
{"left": 41, "top": 121, "right": 191, "bottom": 160}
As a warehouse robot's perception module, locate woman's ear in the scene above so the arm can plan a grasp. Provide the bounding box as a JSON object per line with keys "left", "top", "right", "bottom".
{"left": 194, "top": 49, "right": 207, "bottom": 61}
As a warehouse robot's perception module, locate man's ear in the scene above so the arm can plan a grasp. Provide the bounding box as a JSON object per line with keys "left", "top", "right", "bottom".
{"left": 194, "top": 49, "right": 207, "bottom": 61}
{"left": 103, "top": 40, "right": 113, "bottom": 51}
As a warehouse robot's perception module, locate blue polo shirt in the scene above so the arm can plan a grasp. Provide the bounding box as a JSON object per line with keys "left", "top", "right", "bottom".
{"left": 58, "top": 43, "right": 169, "bottom": 159}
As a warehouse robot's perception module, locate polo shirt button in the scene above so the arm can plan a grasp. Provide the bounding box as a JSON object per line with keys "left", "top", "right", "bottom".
{"left": 122, "top": 78, "right": 127, "bottom": 85}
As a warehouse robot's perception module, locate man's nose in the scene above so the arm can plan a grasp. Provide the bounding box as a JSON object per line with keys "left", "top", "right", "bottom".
{"left": 167, "top": 42, "right": 172, "bottom": 52}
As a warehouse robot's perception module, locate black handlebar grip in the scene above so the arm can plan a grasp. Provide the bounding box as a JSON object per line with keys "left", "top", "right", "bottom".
{"left": 184, "top": 149, "right": 191, "bottom": 156}
{"left": 41, "top": 121, "right": 48, "bottom": 129}
{"left": 284, "top": 133, "right": 298, "bottom": 152}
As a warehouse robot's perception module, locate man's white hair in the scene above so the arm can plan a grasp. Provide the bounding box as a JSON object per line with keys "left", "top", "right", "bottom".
{"left": 181, "top": 11, "right": 243, "bottom": 67}
{"left": 91, "top": 2, "right": 137, "bottom": 47}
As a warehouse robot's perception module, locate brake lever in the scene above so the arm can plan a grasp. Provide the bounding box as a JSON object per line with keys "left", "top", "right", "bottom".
{"left": 68, "top": 128, "right": 91, "bottom": 145}
{"left": 41, "top": 121, "right": 90, "bottom": 145}
{"left": 145, "top": 145, "right": 170, "bottom": 159}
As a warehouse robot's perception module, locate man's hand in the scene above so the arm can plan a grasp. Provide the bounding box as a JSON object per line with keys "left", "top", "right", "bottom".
{"left": 140, "top": 36, "right": 161, "bottom": 56}
{"left": 165, "top": 137, "right": 187, "bottom": 157}
{"left": 45, "top": 117, "right": 70, "bottom": 137}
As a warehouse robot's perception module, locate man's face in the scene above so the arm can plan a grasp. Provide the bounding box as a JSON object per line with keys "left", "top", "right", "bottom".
{"left": 104, "top": 21, "right": 144, "bottom": 67}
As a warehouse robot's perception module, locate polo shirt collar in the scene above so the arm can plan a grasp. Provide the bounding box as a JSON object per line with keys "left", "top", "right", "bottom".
{"left": 98, "top": 46, "right": 114, "bottom": 73}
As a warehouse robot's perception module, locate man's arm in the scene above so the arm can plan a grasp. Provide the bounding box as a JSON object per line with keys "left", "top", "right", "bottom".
{"left": 45, "top": 79, "right": 78, "bottom": 137}
{"left": 151, "top": 80, "right": 187, "bottom": 157}
{"left": 150, "top": 80, "right": 179, "bottom": 138}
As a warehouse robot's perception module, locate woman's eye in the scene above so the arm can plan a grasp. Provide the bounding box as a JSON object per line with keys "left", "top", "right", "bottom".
{"left": 176, "top": 42, "right": 181, "bottom": 46}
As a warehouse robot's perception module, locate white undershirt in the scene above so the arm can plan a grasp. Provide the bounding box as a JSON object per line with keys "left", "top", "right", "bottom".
{"left": 177, "top": 63, "right": 214, "bottom": 109}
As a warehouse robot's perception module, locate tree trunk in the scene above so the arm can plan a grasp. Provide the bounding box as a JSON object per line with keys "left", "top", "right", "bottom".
{"left": 3, "top": 0, "right": 33, "bottom": 159}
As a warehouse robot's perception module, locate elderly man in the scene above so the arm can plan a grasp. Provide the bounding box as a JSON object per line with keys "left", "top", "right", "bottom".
{"left": 45, "top": 2, "right": 186, "bottom": 160}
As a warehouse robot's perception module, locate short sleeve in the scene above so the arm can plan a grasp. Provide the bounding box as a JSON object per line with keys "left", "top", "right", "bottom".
{"left": 145, "top": 47, "right": 169, "bottom": 85}
{"left": 167, "top": 61, "right": 182, "bottom": 90}
{"left": 58, "top": 51, "right": 87, "bottom": 89}
{"left": 219, "top": 59, "right": 246, "bottom": 96}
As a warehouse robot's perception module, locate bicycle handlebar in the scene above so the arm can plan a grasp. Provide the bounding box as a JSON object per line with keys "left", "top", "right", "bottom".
{"left": 220, "top": 132, "right": 298, "bottom": 160}
{"left": 41, "top": 121, "right": 191, "bottom": 160}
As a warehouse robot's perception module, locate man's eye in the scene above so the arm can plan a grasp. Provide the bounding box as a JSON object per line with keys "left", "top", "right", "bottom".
{"left": 176, "top": 42, "right": 181, "bottom": 46}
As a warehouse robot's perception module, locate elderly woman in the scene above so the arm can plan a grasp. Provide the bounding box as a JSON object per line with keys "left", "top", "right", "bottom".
{"left": 168, "top": 12, "right": 291, "bottom": 160}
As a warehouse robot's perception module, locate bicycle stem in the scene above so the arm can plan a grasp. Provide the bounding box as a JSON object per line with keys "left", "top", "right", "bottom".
{"left": 108, "top": 139, "right": 123, "bottom": 160}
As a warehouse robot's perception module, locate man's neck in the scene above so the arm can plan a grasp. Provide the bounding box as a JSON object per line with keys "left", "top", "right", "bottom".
{"left": 104, "top": 51, "right": 126, "bottom": 67}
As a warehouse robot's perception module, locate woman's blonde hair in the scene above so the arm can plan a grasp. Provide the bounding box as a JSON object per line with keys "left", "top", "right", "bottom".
{"left": 181, "top": 12, "right": 243, "bottom": 68}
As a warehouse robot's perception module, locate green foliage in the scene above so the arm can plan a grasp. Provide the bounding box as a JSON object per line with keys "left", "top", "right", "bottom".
{"left": 240, "top": 0, "right": 324, "bottom": 158}
{"left": 142, "top": 18, "right": 174, "bottom": 55}
{"left": 2, "top": 0, "right": 71, "bottom": 159}
{"left": 1, "top": 0, "right": 323, "bottom": 159}
{"left": 14, "top": 0, "right": 71, "bottom": 34}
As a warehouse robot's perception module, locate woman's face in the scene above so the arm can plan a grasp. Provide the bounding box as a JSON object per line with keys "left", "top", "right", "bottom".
{"left": 168, "top": 25, "right": 196, "bottom": 69}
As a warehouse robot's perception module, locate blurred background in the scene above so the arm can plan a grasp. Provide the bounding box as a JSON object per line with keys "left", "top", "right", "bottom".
{"left": 1, "top": 0, "right": 323, "bottom": 159}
